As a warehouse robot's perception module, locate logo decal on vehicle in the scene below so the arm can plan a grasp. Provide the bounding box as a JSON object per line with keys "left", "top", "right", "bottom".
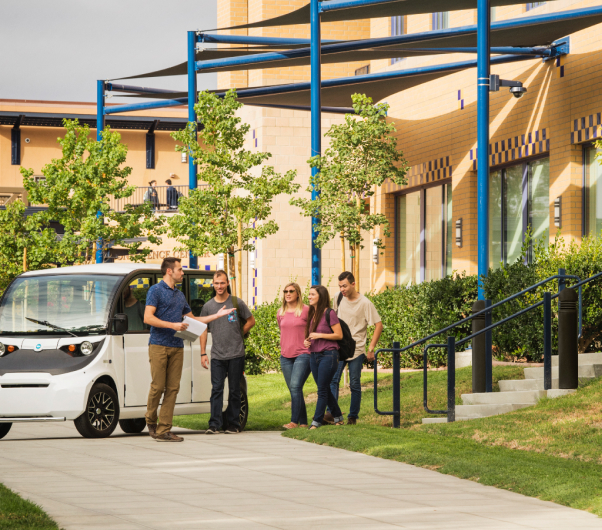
{"left": 35, "top": 344, "right": 42, "bottom": 351}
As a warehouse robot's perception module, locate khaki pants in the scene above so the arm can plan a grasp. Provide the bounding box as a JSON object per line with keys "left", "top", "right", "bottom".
{"left": 145, "top": 345, "right": 183, "bottom": 436}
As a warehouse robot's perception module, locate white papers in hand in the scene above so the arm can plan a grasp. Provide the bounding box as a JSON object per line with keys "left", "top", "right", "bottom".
{"left": 174, "top": 316, "right": 207, "bottom": 342}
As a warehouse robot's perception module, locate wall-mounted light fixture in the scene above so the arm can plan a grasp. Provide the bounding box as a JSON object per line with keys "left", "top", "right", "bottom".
{"left": 554, "top": 196, "right": 562, "bottom": 228}
{"left": 372, "top": 239, "right": 380, "bottom": 264}
{"left": 181, "top": 152, "right": 187, "bottom": 163}
{"left": 249, "top": 251, "right": 256, "bottom": 270}
{"left": 456, "top": 218, "right": 463, "bottom": 247}
{"left": 217, "top": 253, "right": 224, "bottom": 271}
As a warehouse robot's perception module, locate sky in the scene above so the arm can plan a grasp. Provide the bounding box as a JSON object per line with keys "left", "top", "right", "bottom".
{"left": 0, "top": 0, "right": 217, "bottom": 103}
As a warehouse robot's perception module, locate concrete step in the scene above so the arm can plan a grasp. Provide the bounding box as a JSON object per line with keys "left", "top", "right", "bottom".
{"left": 455, "top": 403, "right": 532, "bottom": 418}
{"left": 551, "top": 352, "right": 602, "bottom": 367}
{"left": 523, "top": 364, "right": 602, "bottom": 380}
{"left": 499, "top": 376, "right": 594, "bottom": 391}
{"left": 461, "top": 390, "right": 546, "bottom": 405}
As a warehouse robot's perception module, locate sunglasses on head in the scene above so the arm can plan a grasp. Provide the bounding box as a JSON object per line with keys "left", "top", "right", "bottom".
{"left": 283, "top": 289, "right": 296, "bottom": 294}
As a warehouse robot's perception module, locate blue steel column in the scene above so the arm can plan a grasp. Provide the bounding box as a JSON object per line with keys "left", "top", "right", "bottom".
{"left": 188, "top": 30, "right": 199, "bottom": 269}
{"left": 477, "top": 0, "right": 491, "bottom": 299}
{"left": 96, "top": 80, "right": 105, "bottom": 264}
{"left": 310, "top": 0, "right": 321, "bottom": 286}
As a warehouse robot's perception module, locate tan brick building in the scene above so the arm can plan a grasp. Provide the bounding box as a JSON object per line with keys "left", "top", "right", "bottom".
{"left": 3, "top": 0, "right": 602, "bottom": 307}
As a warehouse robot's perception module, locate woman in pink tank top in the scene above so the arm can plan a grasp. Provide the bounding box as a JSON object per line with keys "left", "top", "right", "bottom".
{"left": 277, "top": 282, "right": 311, "bottom": 429}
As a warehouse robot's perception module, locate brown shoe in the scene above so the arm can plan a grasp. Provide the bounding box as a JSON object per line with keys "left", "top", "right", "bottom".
{"left": 322, "top": 412, "right": 335, "bottom": 425}
{"left": 147, "top": 423, "right": 158, "bottom": 439}
{"left": 347, "top": 418, "right": 357, "bottom": 425}
{"left": 156, "top": 432, "right": 184, "bottom": 442}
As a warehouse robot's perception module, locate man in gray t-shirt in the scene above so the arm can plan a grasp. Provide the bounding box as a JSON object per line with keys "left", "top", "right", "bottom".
{"left": 200, "top": 271, "right": 255, "bottom": 434}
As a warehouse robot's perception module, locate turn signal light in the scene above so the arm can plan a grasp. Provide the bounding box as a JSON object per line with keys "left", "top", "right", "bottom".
{"left": 68, "top": 345, "right": 76, "bottom": 352}
{"left": 7, "top": 345, "right": 15, "bottom": 353}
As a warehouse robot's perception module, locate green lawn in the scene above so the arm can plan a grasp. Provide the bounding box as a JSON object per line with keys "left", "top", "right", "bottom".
{"left": 0, "top": 484, "right": 59, "bottom": 530}
{"left": 173, "top": 365, "right": 523, "bottom": 430}
{"left": 175, "top": 365, "right": 602, "bottom": 517}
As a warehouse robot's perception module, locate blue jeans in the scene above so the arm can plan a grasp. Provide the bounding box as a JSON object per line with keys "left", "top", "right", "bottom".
{"left": 309, "top": 350, "right": 344, "bottom": 428}
{"left": 280, "top": 354, "right": 311, "bottom": 425}
{"left": 209, "top": 356, "right": 245, "bottom": 430}
{"left": 329, "top": 354, "right": 365, "bottom": 419}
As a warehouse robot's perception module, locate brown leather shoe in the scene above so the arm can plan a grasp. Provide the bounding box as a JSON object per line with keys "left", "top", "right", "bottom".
{"left": 322, "top": 412, "right": 335, "bottom": 425}
{"left": 347, "top": 418, "right": 357, "bottom": 425}
{"left": 147, "top": 423, "right": 158, "bottom": 439}
{"left": 156, "top": 432, "right": 184, "bottom": 442}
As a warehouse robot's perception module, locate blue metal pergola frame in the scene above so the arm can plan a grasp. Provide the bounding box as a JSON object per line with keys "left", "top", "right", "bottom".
{"left": 95, "top": 1, "right": 581, "bottom": 271}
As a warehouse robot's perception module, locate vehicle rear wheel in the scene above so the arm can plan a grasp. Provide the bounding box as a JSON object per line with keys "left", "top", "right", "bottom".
{"left": 0, "top": 423, "right": 12, "bottom": 440}
{"left": 223, "top": 386, "right": 248, "bottom": 432}
{"left": 119, "top": 418, "right": 146, "bottom": 434}
{"left": 74, "top": 383, "right": 120, "bottom": 438}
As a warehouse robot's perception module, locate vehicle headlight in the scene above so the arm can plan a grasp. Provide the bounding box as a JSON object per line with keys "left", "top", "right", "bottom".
{"left": 80, "top": 341, "right": 94, "bottom": 356}
{"left": 0, "top": 343, "right": 5, "bottom": 356}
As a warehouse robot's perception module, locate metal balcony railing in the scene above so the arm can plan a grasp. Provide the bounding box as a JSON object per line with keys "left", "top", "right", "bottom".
{"left": 109, "top": 185, "right": 192, "bottom": 213}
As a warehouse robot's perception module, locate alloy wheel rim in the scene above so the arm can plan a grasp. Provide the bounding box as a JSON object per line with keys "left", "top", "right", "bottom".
{"left": 87, "top": 392, "right": 115, "bottom": 431}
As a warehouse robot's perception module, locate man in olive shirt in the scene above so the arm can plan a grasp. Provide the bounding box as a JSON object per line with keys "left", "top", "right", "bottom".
{"left": 200, "top": 270, "right": 255, "bottom": 434}
{"left": 326, "top": 271, "right": 383, "bottom": 425}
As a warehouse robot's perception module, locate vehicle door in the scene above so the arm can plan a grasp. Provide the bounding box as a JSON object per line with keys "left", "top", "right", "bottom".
{"left": 120, "top": 275, "right": 154, "bottom": 407}
{"left": 187, "top": 275, "right": 214, "bottom": 402}
{"left": 119, "top": 275, "right": 192, "bottom": 406}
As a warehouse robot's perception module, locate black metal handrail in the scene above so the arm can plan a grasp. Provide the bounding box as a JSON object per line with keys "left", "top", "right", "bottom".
{"left": 373, "top": 343, "right": 401, "bottom": 427}
{"left": 420, "top": 269, "right": 602, "bottom": 422}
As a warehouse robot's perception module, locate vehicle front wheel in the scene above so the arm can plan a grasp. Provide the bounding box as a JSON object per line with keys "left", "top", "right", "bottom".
{"left": 0, "top": 423, "right": 12, "bottom": 440}
{"left": 74, "top": 383, "right": 120, "bottom": 438}
{"left": 223, "top": 387, "right": 248, "bottom": 432}
{"left": 119, "top": 418, "right": 146, "bottom": 434}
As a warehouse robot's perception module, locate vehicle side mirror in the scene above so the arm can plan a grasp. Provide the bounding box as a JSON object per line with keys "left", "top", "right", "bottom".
{"left": 112, "top": 314, "right": 128, "bottom": 335}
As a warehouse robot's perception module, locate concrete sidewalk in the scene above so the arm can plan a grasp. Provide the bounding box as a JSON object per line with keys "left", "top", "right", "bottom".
{"left": 1, "top": 423, "right": 601, "bottom": 530}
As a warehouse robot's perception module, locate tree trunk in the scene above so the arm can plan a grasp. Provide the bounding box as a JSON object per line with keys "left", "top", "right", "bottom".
{"left": 237, "top": 222, "right": 243, "bottom": 298}
{"left": 354, "top": 242, "right": 361, "bottom": 292}
{"left": 228, "top": 247, "right": 236, "bottom": 297}
{"left": 340, "top": 232, "right": 345, "bottom": 273}
{"left": 355, "top": 196, "right": 362, "bottom": 292}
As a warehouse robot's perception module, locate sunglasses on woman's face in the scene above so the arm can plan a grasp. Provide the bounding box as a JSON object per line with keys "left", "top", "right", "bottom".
{"left": 283, "top": 289, "right": 296, "bottom": 294}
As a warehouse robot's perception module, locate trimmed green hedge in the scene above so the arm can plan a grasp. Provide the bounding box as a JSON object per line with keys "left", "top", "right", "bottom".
{"left": 245, "top": 234, "right": 602, "bottom": 374}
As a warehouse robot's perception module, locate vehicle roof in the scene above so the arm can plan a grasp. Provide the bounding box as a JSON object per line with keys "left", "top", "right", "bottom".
{"left": 21, "top": 263, "right": 162, "bottom": 277}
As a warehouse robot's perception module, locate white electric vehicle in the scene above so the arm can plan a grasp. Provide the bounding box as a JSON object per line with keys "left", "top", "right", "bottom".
{"left": 0, "top": 263, "right": 248, "bottom": 440}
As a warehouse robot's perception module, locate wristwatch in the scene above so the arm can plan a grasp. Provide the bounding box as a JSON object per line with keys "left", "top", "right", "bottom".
{"left": 201, "top": 353, "right": 207, "bottom": 357}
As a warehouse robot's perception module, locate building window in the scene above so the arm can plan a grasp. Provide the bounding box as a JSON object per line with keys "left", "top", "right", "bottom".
{"left": 391, "top": 16, "right": 406, "bottom": 65}
{"left": 491, "top": 7, "right": 497, "bottom": 22}
{"left": 489, "top": 157, "right": 549, "bottom": 269}
{"left": 396, "top": 183, "right": 452, "bottom": 285}
{"left": 584, "top": 144, "right": 602, "bottom": 237}
{"left": 355, "top": 65, "right": 370, "bottom": 76}
{"left": 432, "top": 12, "right": 449, "bottom": 31}
{"left": 526, "top": 2, "right": 545, "bottom": 10}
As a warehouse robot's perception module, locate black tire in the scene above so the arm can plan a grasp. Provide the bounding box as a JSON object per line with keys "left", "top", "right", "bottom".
{"left": 74, "top": 383, "right": 120, "bottom": 438}
{"left": 0, "top": 423, "right": 12, "bottom": 440}
{"left": 118, "top": 418, "right": 147, "bottom": 434}
{"left": 224, "top": 387, "right": 249, "bottom": 432}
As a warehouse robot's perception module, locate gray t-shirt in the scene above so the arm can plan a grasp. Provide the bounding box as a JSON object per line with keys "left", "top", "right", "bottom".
{"left": 201, "top": 295, "right": 252, "bottom": 360}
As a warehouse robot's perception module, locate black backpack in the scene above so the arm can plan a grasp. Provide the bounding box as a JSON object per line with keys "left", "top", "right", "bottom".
{"left": 325, "top": 295, "right": 356, "bottom": 361}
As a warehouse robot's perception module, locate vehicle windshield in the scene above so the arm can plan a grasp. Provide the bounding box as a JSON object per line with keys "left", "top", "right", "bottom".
{"left": 0, "top": 274, "right": 122, "bottom": 336}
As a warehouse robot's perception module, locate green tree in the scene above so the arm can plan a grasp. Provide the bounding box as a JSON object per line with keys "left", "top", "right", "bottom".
{"left": 169, "top": 89, "right": 299, "bottom": 297}
{"left": 20, "top": 120, "right": 165, "bottom": 264}
{"left": 0, "top": 200, "right": 58, "bottom": 293}
{"left": 290, "top": 93, "right": 408, "bottom": 290}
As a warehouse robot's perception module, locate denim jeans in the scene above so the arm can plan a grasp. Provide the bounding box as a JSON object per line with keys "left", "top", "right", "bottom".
{"left": 329, "top": 354, "right": 365, "bottom": 419}
{"left": 209, "top": 356, "right": 245, "bottom": 430}
{"left": 309, "top": 350, "right": 344, "bottom": 428}
{"left": 280, "top": 354, "right": 311, "bottom": 425}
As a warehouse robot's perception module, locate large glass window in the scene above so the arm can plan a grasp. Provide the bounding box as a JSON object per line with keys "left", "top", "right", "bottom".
{"left": 397, "top": 184, "right": 452, "bottom": 284}
{"left": 391, "top": 16, "right": 406, "bottom": 65}
{"left": 526, "top": 2, "right": 546, "bottom": 11}
{"left": 432, "top": 12, "right": 449, "bottom": 30}
{"left": 585, "top": 145, "right": 602, "bottom": 238}
{"left": 397, "top": 192, "right": 421, "bottom": 285}
{"left": 489, "top": 157, "right": 549, "bottom": 269}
